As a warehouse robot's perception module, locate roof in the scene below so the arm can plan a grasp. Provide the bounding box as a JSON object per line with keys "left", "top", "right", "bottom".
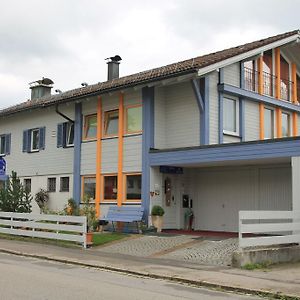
{"left": 1, "top": 29, "right": 299, "bottom": 117}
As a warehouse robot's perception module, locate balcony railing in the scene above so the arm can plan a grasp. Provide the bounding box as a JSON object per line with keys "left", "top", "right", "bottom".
{"left": 244, "top": 67, "right": 300, "bottom": 103}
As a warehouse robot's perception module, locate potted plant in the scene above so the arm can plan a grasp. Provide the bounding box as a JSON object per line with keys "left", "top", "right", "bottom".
{"left": 81, "top": 195, "right": 97, "bottom": 246}
{"left": 151, "top": 205, "right": 165, "bottom": 233}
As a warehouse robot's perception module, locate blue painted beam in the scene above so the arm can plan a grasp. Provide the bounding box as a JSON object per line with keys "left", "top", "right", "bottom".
{"left": 191, "top": 79, "right": 204, "bottom": 112}
{"left": 73, "top": 102, "right": 82, "bottom": 205}
{"left": 219, "top": 84, "right": 300, "bottom": 113}
{"left": 142, "top": 86, "right": 154, "bottom": 224}
{"left": 239, "top": 62, "right": 245, "bottom": 142}
{"left": 202, "top": 76, "right": 209, "bottom": 145}
{"left": 149, "top": 138, "right": 300, "bottom": 167}
{"left": 218, "top": 69, "right": 224, "bottom": 144}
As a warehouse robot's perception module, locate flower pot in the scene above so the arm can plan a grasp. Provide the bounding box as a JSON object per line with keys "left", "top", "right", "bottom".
{"left": 151, "top": 215, "right": 163, "bottom": 233}
{"left": 86, "top": 232, "right": 93, "bottom": 246}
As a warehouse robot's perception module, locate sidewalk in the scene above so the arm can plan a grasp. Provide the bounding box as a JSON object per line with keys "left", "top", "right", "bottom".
{"left": 0, "top": 238, "right": 299, "bottom": 299}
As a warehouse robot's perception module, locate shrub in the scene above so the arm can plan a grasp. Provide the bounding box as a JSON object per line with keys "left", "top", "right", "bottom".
{"left": 0, "top": 171, "right": 32, "bottom": 213}
{"left": 35, "top": 189, "right": 49, "bottom": 213}
{"left": 151, "top": 205, "right": 165, "bottom": 216}
{"left": 64, "top": 198, "right": 80, "bottom": 216}
{"left": 80, "top": 195, "right": 97, "bottom": 232}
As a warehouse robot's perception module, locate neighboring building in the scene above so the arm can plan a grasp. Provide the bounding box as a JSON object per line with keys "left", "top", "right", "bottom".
{"left": 1, "top": 30, "right": 300, "bottom": 231}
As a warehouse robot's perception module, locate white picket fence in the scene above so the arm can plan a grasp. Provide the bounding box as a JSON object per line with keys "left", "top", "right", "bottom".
{"left": 239, "top": 210, "right": 300, "bottom": 249}
{"left": 0, "top": 212, "right": 88, "bottom": 248}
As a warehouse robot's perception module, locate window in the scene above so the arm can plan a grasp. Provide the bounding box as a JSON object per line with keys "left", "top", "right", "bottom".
{"left": 83, "top": 176, "right": 96, "bottom": 201}
{"left": 23, "top": 127, "right": 45, "bottom": 153}
{"left": 223, "top": 97, "right": 239, "bottom": 135}
{"left": 31, "top": 129, "right": 39, "bottom": 151}
{"left": 104, "top": 110, "right": 119, "bottom": 136}
{"left": 280, "top": 55, "right": 290, "bottom": 101}
{"left": 126, "top": 174, "right": 142, "bottom": 201}
{"left": 244, "top": 60, "right": 257, "bottom": 92}
{"left": 282, "top": 112, "right": 291, "bottom": 137}
{"left": 24, "top": 179, "right": 31, "bottom": 193}
{"left": 0, "top": 134, "right": 12, "bottom": 156}
{"left": 84, "top": 114, "right": 97, "bottom": 139}
{"left": 125, "top": 105, "right": 142, "bottom": 134}
{"left": 103, "top": 175, "right": 117, "bottom": 201}
{"left": 60, "top": 177, "right": 69, "bottom": 192}
{"left": 264, "top": 108, "right": 274, "bottom": 139}
{"left": 262, "top": 50, "right": 273, "bottom": 97}
{"left": 57, "top": 122, "right": 74, "bottom": 148}
{"left": 47, "top": 178, "right": 56, "bottom": 192}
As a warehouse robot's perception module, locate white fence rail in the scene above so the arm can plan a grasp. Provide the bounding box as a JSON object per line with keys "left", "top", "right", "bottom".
{"left": 239, "top": 210, "right": 300, "bottom": 249}
{"left": 0, "top": 212, "right": 87, "bottom": 248}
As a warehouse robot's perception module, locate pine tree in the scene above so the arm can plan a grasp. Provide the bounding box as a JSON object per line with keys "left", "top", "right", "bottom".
{"left": 0, "top": 171, "right": 32, "bottom": 213}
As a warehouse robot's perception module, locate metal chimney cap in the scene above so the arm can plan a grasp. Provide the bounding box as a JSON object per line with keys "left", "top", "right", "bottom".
{"left": 29, "top": 77, "right": 54, "bottom": 87}
{"left": 105, "top": 55, "right": 122, "bottom": 63}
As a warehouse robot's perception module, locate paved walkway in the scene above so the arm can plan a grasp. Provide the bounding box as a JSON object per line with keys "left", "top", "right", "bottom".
{"left": 0, "top": 237, "right": 299, "bottom": 298}
{"left": 99, "top": 234, "right": 238, "bottom": 266}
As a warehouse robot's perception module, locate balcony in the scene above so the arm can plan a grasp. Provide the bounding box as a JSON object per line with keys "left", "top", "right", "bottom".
{"left": 244, "top": 67, "right": 300, "bottom": 103}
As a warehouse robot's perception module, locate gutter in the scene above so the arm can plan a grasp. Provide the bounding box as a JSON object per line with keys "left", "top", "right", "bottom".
{"left": 55, "top": 104, "right": 74, "bottom": 123}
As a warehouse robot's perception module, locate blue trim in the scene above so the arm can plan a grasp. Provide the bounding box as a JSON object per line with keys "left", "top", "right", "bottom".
{"left": 204, "top": 76, "right": 209, "bottom": 145}
{"left": 239, "top": 62, "right": 245, "bottom": 142}
{"left": 191, "top": 79, "right": 204, "bottom": 112}
{"left": 219, "top": 83, "right": 300, "bottom": 113}
{"left": 149, "top": 138, "right": 300, "bottom": 167}
{"left": 218, "top": 69, "right": 224, "bottom": 144}
{"left": 142, "top": 86, "right": 154, "bottom": 224}
{"left": 73, "top": 103, "right": 82, "bottom": 205}
{"left": 0, "top": 175, "right": 8, "bottom": 181}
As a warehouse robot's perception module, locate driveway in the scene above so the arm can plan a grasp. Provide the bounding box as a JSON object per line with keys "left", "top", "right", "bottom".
{"left": 98, "top": 234, "right": 238, "bottom": 266}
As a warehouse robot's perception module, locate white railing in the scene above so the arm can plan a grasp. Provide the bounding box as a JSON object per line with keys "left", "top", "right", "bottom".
{"left": 0, "top": 212, "right": 87, "bottom": 248}
{"left": 239, "top": 210, "right": 300, "bottom": 249}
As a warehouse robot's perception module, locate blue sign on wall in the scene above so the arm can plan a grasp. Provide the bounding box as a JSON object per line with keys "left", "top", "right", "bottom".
{"left": 159, "top": 166, "right": 183, "bottom": 174}
{"left": 0, "top": 158, "right": 6, "bottom": 176}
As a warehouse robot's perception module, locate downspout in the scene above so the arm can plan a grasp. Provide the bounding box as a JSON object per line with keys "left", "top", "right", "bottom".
{"left": 55, "top": 104, "right": 74, "bottom": 123}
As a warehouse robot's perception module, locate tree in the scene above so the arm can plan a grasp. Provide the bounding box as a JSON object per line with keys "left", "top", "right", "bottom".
{"left": 0, "top": 171, "right": 32, "bottom": 213}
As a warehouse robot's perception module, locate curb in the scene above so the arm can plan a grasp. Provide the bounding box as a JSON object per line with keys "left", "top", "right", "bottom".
{"left": 0, "top": 248, "right": 299, "bottom": 300}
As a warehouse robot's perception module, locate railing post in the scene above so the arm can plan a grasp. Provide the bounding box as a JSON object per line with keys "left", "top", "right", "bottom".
{"left": 83, "top": 216, "right": 87, "bottom": 249}
{"left": 238, "top": 211, "right": 242, "bottom": 250}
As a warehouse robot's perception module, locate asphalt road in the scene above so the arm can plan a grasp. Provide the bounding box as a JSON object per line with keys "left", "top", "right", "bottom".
{"left": 0, "top": 253, "right": 261, "bottom": 300}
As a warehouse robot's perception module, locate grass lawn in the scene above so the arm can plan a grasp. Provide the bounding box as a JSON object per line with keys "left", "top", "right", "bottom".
{"left": 0, "top": 231, "right": 130, "bottom": 248}
{"left": 92, "top": 232, "right": 128, "bottom": 246}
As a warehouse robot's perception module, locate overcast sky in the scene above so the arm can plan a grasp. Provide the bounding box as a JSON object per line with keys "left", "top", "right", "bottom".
{"left": 0, "top": 0, "right": 299, "bottom": 109}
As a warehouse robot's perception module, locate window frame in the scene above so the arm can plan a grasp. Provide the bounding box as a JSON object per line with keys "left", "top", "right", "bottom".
{"left": 82, "top": 175, "right": 96, "bottom": 203}
{"left": 263, "top": 107, "right": 275, "bottom": 140}
{"left": 66, "top": 122, "right": 74, "bottom": 146}
{"left": 60, "top": 176, "right": 70, "bottom": 192}
{"left": 31, "top": 128, "right": 40, "bottom": 152}
{"left": 124, "top": 173, "right": 142, "bottom": 203}
{"left": 83, "top": 114, "right": 97, "bottom": 140}
{"left": 47, "top": 177, "right": 56, "bottom": 193}
{"left": 223, "top": 97, "right": 239, "bottom": 136}
{"left": 103, "top": 109, "right": 119, "bottom": 138}
{"left": 0, "top": 135, "right": 6, "bottom": 156}
{"left": 102, "top": 174, "right": 118, "bottom": 202}
{"left": 23, "top": 178, "right": 31, "bottom": 193}
{"left": 281, "top": 111, "right": 291, "bottom": 137}
{"left": 125, "top": 104, "right": 142, "bottom": 135}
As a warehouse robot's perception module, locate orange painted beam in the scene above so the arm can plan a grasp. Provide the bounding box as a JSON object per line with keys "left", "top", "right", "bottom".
{"left": 293, "top": 112, "right": 298, "bottom": 136}
{"left": 257, "top": 56, "right": 263, "bottom": 95}
{"left": 275, "top": 48, "right": 281, "bottom": 99}
{"left": 95, "top": 96, "right": 102, "bottom": 217}
{"left": 259, "top": 103, "right": 264, "bottom": 140}
{"left": 276, "top": 107, "right": 282, "bottom": 138}
{"left": 117, "top": 93, "right": 124, "bottom": 207}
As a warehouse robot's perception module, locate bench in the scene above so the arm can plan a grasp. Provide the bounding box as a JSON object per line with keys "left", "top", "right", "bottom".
{"left": 101, "top": 206, "right": 144, "bottom": 233}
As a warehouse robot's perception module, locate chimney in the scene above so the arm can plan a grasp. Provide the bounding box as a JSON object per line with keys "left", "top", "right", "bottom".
{"left": 29, "top": 77, "right": 54, "bottom": 100}
{"left": 106, "top": 55, "right": 122, "bottom": 80}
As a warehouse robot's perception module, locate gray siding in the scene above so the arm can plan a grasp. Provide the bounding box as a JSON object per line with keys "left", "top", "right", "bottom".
{"left": 124, "top": 89, "right": 142, "bottom": 106}
{"left": 223, "top": 63, "right": 240, "bottom": 87}
{"left": 209, "top": 71, "right": 219, "bottom": 144}
{"left": 223, "top": 135, "right": 241, "bottom": 143}
{"left": 164, "top": 81, "right": 200, "bottom": 148}
{"left": 81, "top": 141, "right": 97, "bottom": 175}
{"left": 101, "top": 138, "right": 118, "bottom": 174}
{"left": 1, "top": 105, "right": 74, "bottom": 177}
{"left": 123, "top": 135, "right": 142, "bottom": 173}
{"left": 244, "top": 101, "right": 260, "bottom": 141}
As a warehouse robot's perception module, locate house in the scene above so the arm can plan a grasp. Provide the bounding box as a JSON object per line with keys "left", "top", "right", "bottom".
{"left": 1, "top": 30, "right": 300, "bottom": 232}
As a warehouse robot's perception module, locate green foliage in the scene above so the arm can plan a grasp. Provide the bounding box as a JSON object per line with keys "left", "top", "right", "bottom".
{"left": 92, "top": 233, "right": 128, "bottom": 246}
{"left": 80, "top": 195, "right": 97, "bottom": 232}
{"left": 0, "top": 171, "right": 32, "bottom": 213}
{"left": 242, "top": 261, "right": 272, "bottom": 270}
{"left": 35, "top": 189, "right": 49, "bottom": 213}
{"left": 64, "top": 198, "right": 80, "bottom": 216}
{"left": 151, "top": 205, "right": 165, "bottom": 216}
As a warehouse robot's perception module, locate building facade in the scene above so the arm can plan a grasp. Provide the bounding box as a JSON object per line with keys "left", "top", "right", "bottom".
{"left": 1, "top": 30, "right": 300, "bottom": 232}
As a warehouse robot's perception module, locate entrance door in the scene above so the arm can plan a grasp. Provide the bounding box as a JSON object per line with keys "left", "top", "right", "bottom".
{"left": 162, "top": 175, "right": 181, "bottom": 229}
